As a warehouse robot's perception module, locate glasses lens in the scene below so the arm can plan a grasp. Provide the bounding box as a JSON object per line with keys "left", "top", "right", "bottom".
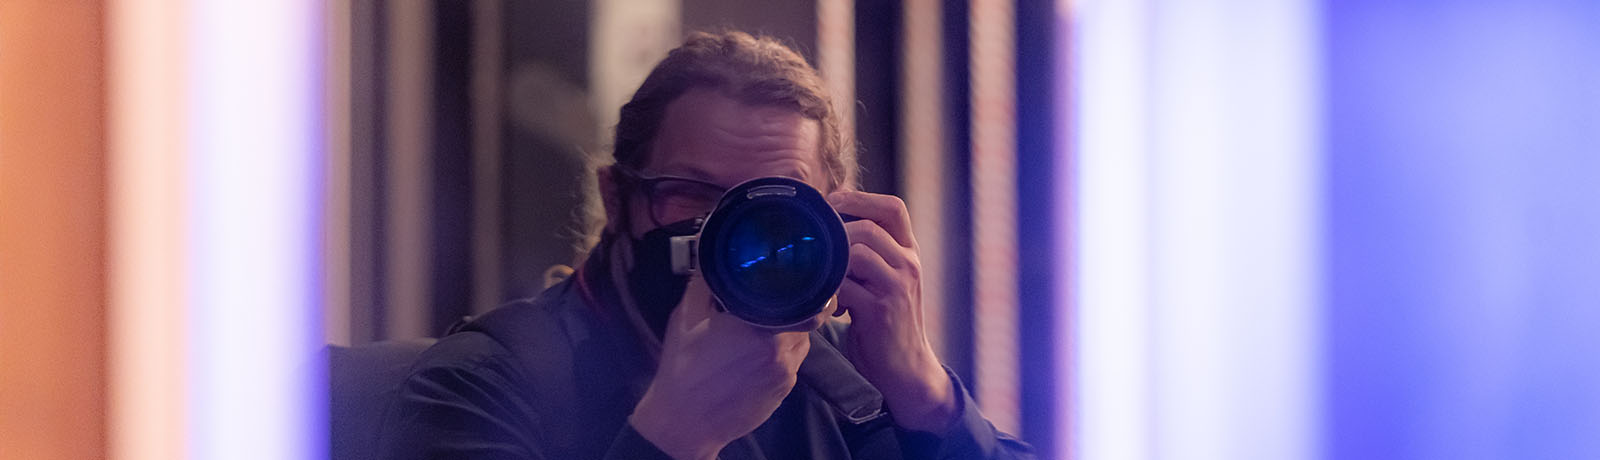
{"left": 649, "top": 179, "right": 723, "bottom": 224}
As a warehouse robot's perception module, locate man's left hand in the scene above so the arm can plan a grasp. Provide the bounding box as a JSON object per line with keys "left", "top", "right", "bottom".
{"left": 828, "top": 190, "right": 958, "bottom": 434}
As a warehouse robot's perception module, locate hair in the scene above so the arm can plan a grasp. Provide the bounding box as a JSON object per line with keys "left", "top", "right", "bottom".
{"left": 572, "top": 30, "right": 856, "bottom": 257}
{"left": 612, "top": 30, "right": 856, "bottom": 190}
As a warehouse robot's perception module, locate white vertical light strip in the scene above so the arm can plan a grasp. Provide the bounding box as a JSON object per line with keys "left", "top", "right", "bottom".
{"left": 384, "top": 0, "right": 433, "bottom": 339}
{"left": 108, "top": 1, "right": 189, "bottom": 458}
{"left": 1052, "top": 1, "right": 1078, "bottom": 457}
{"left": 899, "top": 0, "right": 948, "bottom": 357}
{"left": 1144, "top": 0, "right": 1319, "bottom": 458}
{"left": 1070, "top": 0, "right": 1154, "bottom": 457}
{"left": 1069, "top": 0, "right": 1321, "bottom": 459}
{"left": 189, "top": 1, "right": 325, "bottom": 459}
{"left": 970, "top": 0, "right": 1021, "bottom": 435}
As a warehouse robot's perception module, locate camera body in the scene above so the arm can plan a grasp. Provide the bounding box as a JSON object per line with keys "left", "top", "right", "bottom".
{"left": 667, "top": 176, "right": 853, "bottom": 328}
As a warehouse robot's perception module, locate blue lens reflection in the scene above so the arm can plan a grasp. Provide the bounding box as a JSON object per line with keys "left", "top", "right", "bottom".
{"left": 720, "top": 203, "right": 828, "bottom": 304}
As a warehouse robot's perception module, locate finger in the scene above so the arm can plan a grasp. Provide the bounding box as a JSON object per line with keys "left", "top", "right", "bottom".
{"left": 828, "top": 191, "right": 916, "bottom": 249}
{"left": 835, "top": 278, "right": 879, "bottom": 324}
{"left": 843, "top": 219, "right": 913, "bottom": 270}
{"left": 820, "top": 296, "right": 840, "bottom": 318}
{"left": 704, "top": 299, "right": 748, "bottom": 332}
{"left": 667, "top": 276, "right": 716, "bottom": 336}
{"left": 756, "top": 289, "right": 842, "bottom": 333}
{"left": 783, "top": 332, "right": 811, "bottom": 370}
{"left": 761, "top": 314, "right": 825, "bottom": 333}
{"left": 846, "top": 243, "right": 899, "bottom": 297}
{"left": 782, "top": 330, "right": 811, "bottom": 355}
{"left": 706, "top": 299, "right": 785, "bottom": 341}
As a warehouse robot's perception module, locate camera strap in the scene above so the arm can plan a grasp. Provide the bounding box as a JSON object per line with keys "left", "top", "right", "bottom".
{"left": 798, "top": 329, "right": 887, "bottom": 425}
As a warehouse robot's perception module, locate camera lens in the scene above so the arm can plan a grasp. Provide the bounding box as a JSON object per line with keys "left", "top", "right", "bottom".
{"left": 699, "top": 177, "right": 848, "bottom": 327}
{"left": 720, "top": 202, "right": 829, "bottom": 304}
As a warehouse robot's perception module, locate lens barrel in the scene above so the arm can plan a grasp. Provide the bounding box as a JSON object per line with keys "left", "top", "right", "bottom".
{"left": 697, "top": 177, "right": 849, "bottom": 327}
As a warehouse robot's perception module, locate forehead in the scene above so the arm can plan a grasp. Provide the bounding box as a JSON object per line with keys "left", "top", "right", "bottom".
{"left": 647, "top": 88, "right": 824, "bottom": 189}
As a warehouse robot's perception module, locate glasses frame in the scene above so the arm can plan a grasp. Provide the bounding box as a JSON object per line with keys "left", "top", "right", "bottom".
{"left": 615, "top": 165, "right": 730, "bottom": 228}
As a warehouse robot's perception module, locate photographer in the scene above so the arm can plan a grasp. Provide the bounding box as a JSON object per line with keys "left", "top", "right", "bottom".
{"left": 379, "top": 31, "right": 1034, "bottom": 460}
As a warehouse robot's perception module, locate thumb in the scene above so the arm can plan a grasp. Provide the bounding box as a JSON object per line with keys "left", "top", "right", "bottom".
{"left": 666, "top": 276, "right": 716, "bottom": 337}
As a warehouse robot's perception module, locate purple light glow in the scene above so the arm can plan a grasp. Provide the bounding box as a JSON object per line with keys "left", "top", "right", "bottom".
{"left": 1325, "top": 1, "right": 1600, "bottom": 458}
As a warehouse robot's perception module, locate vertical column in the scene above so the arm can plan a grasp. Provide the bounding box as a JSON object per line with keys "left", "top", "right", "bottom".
{"left": 1144, "top": 1, "right": 1320, "bottom": 458}
{"left": 969, "top": 0, "right": 1020, "bottom": 435}
{"left": 470, "top": 0, "right": 506, "bottom": 314}
{"left": 1049, "top": 0, "right": 1077, "bottom": 457}
{"left": 107, "top": 0, "right": 190, "bottom": 458}
{"left": 590, "top": 0, "right": 681, "bottom": 151}
{"left": 325, "top": 0, "right": 355, "bottom": 346}
{"left": 1071, "top": 0, "right": 1321, "bottom": 458}
{"left": 1015, "top": 0, "right": 1064, "bottom": 452}
{"left": 817, "top": 0, "right": 856, "bottom": 138}
{"left": 384, "top": 0, "right": 434, "bottom": 339}
{"left": 188, "top": 1, "right": 326, "bottom": 458}
{"left": 899, "top": 0, "right": 949, "bottom": 358}
{"left": 0, "top": 3, "right": 109, "bottom": 459}
{"left": 346, "top": 0, "right": 385, "bottom": 344}
{"left": 1070, "top": 0, "right": 1156, "bottom": 457}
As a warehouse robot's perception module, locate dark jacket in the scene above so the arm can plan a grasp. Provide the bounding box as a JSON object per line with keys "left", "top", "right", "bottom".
{"left": 377, "top": 262, "right": 1034, "bottom": 459}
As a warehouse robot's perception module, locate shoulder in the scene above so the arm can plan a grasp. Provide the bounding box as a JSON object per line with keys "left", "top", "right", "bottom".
{"left": 408, "top": 280, "right": 596, "bottom": 380}
{"left": 403, "top": 330, "right": 518, "bottom": 383}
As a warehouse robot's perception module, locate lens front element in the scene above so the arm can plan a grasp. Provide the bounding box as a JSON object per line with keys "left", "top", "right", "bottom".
{"left": 698, "top": 177, "right": 849, "bottom": 327}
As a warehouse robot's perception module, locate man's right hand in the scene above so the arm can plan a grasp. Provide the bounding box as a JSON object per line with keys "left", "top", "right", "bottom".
{"left": 627, "top": 277, "right": 811, "bottom": 460}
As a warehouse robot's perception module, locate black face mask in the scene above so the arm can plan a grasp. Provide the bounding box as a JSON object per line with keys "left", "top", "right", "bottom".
{"left": 626, "top": 217, "right": 702, "bottom": 339}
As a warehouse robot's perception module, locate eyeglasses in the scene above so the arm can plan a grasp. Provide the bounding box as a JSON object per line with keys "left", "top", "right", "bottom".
{"left": 615, "top": 166, "right": 729, "bottom": 227}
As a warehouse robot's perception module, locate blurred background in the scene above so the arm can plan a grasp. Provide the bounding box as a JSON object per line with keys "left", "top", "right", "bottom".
{"left": 2, "top": 1, "right": 1597, "bottom": 459}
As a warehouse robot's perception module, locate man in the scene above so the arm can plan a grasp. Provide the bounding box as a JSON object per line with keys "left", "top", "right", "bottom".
{"left": 378, "top": 30, "right": 1034, "bottom": 460}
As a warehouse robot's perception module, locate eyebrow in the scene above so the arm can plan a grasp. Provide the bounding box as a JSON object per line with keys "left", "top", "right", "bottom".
{"left": 654, "top": 163, "right": 719, "bottom": 183}
{"left": 655, "top": 162, "right": 814, "bottom": 187}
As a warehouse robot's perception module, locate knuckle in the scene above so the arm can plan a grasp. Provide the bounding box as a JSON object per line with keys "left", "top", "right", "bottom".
{"left": 869, "top": 221, "right": 893, "bottom": 241}
{"left": 886, "top": 195, "right": 908, "bottom": 214}
{"left": 766, "top": 344, "right": 788, "bottom": 366}
{"left": 848, "top": 244, "right": 873, "bottom": 260}
{"left": 843, "top": 220, "right": 868, "bottom": 236}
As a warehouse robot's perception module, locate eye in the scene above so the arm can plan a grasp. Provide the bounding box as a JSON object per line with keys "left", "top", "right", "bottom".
{"left": 651, "top": 179, "right": 724, "bottom": 218}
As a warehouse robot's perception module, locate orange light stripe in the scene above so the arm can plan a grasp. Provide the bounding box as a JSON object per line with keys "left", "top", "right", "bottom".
{"left": 0, "top": 2, "right": 109, "bottom": 458}
{"left": 970, "top": 0, "right": 1021, "bottom": 434}
{"left": 900, "top": 0, "right": 950, "bottom": 357}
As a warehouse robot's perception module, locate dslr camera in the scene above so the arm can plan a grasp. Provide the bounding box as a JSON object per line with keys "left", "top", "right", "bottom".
{"left": 668, "top": 177, "right": 855, "bottom": 328}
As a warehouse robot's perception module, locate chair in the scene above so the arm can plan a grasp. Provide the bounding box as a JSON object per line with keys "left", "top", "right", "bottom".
{"left": 327, "top": 338, "right": 437, "bottom": 460}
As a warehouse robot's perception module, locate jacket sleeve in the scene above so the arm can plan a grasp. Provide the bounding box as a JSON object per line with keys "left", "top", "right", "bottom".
{"left": 378, "top": 356, "right": 675, "bottom": 460}
{"left": 821, "top": 318, "right": 1035, "bottom": 460}
{"left": 890, "top": 368, "right": 1036, "bottom": 460}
